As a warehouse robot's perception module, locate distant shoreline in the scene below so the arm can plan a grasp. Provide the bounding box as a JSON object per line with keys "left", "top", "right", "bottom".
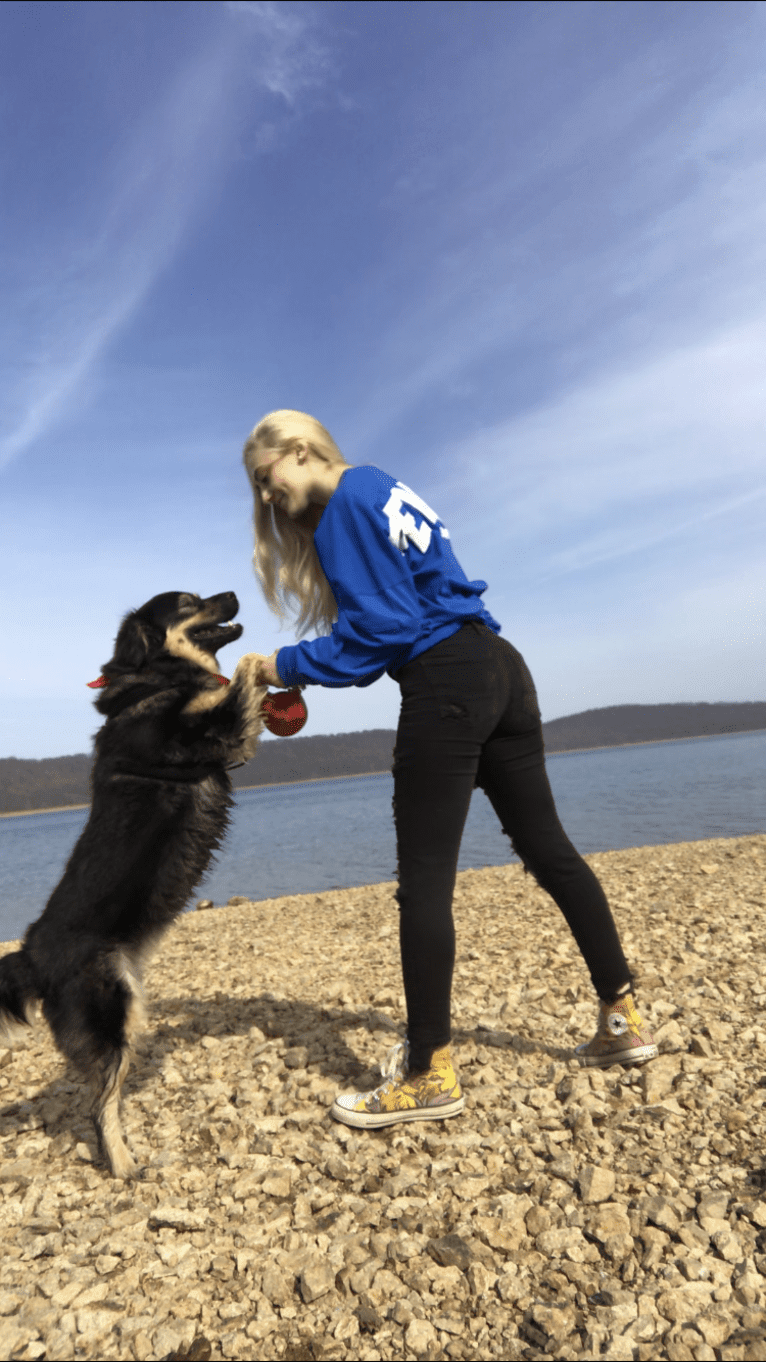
{"left": 2, "top": 726, "right": 763, "bottom": 820}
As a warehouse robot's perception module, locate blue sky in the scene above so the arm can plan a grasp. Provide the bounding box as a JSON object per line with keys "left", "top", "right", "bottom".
{"left": 1, "top": 0, "right": 764, "bottom": 759}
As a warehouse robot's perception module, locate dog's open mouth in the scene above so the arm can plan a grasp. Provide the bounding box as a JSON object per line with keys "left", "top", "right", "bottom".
{"left": 185, "top": 593, "right": 244, "bottom": 656}
{"left": 187, "top": 619, "right": 243, "bottom": 655}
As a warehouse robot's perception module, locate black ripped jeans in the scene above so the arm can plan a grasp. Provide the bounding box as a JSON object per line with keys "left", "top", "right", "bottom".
{"left": 392, "top": 621, "right": 632, "bottom": 1073}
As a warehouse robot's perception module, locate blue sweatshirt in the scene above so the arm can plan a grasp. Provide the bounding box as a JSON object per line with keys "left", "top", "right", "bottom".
{"left": 276, "top": 466, "right": 500, "bottom": 689}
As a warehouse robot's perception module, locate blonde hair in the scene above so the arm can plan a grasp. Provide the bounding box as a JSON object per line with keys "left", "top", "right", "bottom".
{"left": 243, "top": 409, "right": 349, "bottom": 636}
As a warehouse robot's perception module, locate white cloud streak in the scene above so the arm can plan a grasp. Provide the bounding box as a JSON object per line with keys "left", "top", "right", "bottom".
{"left": 0, "top": 4, "right": 329, "bottom": 473}
{"left": 226, "top": 2, "right": 331, "bottom": 104}
{"left": 442, "top": 318, "right": 766, "bottom": 578}
{"left": 356, "top": 29, "right": 766, "bottom": 447}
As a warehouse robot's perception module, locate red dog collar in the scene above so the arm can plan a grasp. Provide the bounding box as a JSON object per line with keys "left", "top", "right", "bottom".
{"left": 86, "top": 674, "right": 307, "bottom": 737}
{"left": 87, "top": 674, "right": 230, "bottom": 689}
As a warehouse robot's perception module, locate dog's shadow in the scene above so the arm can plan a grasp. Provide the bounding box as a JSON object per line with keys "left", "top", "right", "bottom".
{"left": 0, "top": 994, "right": 571, "bottom": 1172}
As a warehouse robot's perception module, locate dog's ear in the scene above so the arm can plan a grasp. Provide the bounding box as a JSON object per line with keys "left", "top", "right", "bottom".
{"left": 103, "top": 611, "right": 165, "bottom": 675}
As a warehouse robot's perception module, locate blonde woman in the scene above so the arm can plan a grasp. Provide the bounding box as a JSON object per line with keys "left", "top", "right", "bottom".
{"left": 243, "top": 410, "right": 656, "bottom": 1130}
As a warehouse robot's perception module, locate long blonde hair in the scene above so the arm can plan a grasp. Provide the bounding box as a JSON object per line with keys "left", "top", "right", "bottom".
{"left": 243, "top": 409, "right": 349, "bottom": 636}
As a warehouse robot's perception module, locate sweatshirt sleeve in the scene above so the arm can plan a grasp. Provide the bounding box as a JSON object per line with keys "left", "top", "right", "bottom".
{"left": 276, "top": 474, "right": 430, "bottom": 687}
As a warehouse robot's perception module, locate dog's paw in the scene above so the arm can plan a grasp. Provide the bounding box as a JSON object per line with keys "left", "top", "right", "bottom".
{"left": 231, "top": 652, "right": 269, "bottom": 691}
{"left": 108, "top": 1147, "right": 141, "bottom": 1180}
{"left": 0, "top": 1018, "right": 33, "bottom": 1049}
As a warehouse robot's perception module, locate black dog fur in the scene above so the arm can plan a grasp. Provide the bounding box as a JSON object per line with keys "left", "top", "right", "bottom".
{"left": 0, "top": 591, "right": 265, "bottom": 1176}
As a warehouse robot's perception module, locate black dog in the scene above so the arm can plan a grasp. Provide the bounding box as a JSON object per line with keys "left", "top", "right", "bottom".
{"left": 0, "top": 591, "right": 265, "bottom": 1177}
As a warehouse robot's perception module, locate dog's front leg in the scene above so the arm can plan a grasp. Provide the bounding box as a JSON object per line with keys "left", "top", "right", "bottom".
{"left": 222, "top": 654, "right": 268, "bottom": 764}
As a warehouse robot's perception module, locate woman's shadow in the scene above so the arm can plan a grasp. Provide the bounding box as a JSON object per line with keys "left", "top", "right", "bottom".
{"left": 0, "top": 991, "right": 571, "bottom": 1173}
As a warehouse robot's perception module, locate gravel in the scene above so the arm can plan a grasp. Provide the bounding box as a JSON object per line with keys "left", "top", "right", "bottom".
{"left": 1, "top": 833, "right": 765, "bottom": 1361}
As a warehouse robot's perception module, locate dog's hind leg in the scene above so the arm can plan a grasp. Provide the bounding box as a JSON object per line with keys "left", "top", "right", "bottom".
{"left": 93, "top": 1044, "right": 137, "bottom": 1179}
{"left": 92, "top": 956, "right": 147, "bottom": 1179}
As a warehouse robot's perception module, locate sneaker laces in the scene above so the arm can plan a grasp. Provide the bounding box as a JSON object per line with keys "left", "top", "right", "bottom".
{"left": 379, "top": 1040, "right": 408, "bottom": 1083}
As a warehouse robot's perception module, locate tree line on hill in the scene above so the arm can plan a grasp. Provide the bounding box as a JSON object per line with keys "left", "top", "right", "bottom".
{"left": 2, "top": 701, "right": 764, "bottom": 814}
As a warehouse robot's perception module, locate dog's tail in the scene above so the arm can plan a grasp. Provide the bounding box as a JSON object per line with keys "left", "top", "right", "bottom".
{"left": 0, "top": 949, "right": 39, "bottom": 1045}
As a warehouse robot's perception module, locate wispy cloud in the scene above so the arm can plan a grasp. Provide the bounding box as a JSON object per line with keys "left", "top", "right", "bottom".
{"left": 440, "top": 318, "right": 766, "bottom": 577}
{"left": 226, "top": 2, "right": 332, "bottom": 104}
{"left": 0, "top": 4, "right": 331, "bottom": 473}
{"left": 355, "top": 31, "right": 766, "bottom": 446}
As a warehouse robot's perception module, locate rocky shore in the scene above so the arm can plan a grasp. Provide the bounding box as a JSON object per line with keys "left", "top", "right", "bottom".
{"left": 1, "top": 834, "right": 765, "bottom": 1362}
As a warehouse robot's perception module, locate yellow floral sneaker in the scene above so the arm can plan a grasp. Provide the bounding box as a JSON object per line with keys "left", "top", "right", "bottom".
{"left": 575, "top": 992, "right": 658, "bottom": 1068}
{"left": 331, "top": 1041, "right": 465, "bottom": 1129}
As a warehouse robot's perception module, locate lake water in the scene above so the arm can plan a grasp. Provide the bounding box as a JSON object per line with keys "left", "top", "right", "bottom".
{"left": 1, "top": 730, "right": 764, "bottom": 943}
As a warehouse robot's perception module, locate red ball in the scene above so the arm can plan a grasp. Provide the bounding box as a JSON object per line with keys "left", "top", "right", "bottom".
{"left": 262, "top": 688, "right": 308, "bottom": 737}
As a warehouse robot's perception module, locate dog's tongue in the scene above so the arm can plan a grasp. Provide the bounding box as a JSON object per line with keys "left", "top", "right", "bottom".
{"left": 262, "top": 688, "right": 308, "bottom": 737}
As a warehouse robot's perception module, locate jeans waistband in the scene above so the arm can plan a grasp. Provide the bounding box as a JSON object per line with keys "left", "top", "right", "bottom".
{"left": 391, "top": 619, "right": 494, "bottom": 682}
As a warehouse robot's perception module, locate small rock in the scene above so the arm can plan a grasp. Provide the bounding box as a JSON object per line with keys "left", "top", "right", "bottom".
{"left": 691, "top": 1035, "right": 715, "bottom": 1057}
{"left": 261, "top": 1172, "right": 291, "bottom": 1198}
{"left": 549, "top": 1154, "right": 576, "bottom": 1183}
{"left": 586, "top": 1204, "right": 632, "bottom": 1241}
{"left": 356, "top": 1304, "right": 384, "bottom": 1334}
{"left": 525, "top": 1203, "right": 551, "bottom": 1236}
{"left": 72, "top": 1283, "right": 109, "bottom": 1309}
{"left": 698, "top": 1191, "right": 730, "bottom": 1222}
{"left": 94, "top": 1254, "right": 120, "bottom": 1275}
{"left": 334, "top": 1312, "right": 361, "bottom": 1341}
{"left": 596, "top": 1296, "right": 638, "bottom": 1331}
{"left": 579, "top": 1164, "right": 616, "bottom": 1203}
{"left": 657, "top": 1284, "right": 715, "bottom": 1323}
{"left": 531, "top": 1300, "right": 577, "bottom": 1341}
{"left": 467, "top": 1261, "right": 498, "bottom": 1296}
{"left": 405, "top": 1318, "right": 438, "bottom": 1353}
{"left": 299, "top": 1259, "right": 336, "bottom": 1304}
{"left": 196, "top": 899, "right": 214, "bottom": 910}
{"left": 432, "top": 1313, "right": 466, "bottom": 1335}
{"left": 181, "top": 1335, "right": 213, "bottom": 1359}
{"left": 368, "top": 1266, "right": 408, "bottom": 1305}
{"left": 382, "top": 1167, "right": 421, "bottom": 1196}
{"left": 711, "top": 1227, "right": 742, "bottom": 1262}
{"left": 261, "top": 1266, "right": 292, "bottom": 1307}
{"left": 75, "top": 1307, "right": 120, "bottom": 1342}
{"left": 497, "top": 1270, "right": 525, "bottom": 1303}
{"left": 536, "top": 1226, "right": 596, "bottom": 1263}
{"left": 0, "top": 1323, "right": 27, "bottom": 1358}
{"left": 427, "top": 1232, "right": 472, "bottom": 1270}
{"left": 641, "top": 1056, "right": 678, "bottom": 1104}
{"left": 391, "top": 1299, "right": 415, "bottom": 1326}
{"left": 0, "top": 1159, "right": 35, "bottom": 1184}
{"left": 152, "top": 1321, "right": 196, "bottom": 1357}
{"left": 654, "top": 1017, "right": 685, "bottom": 1051}
{"left": 748, "top": 1202, "right": 766, "bottom": 1229}
{"left": 697, "top": 1312, "right": 735, "bottom": 1348}
{"left": 603, "top": 1232, "right": 634, "bottom": 1263}
{"left": 643, "top": 1195, "right": 682, "bottom": 1233}
{"left": 148, "top": 1206, "right": 207, "bottom": 1233}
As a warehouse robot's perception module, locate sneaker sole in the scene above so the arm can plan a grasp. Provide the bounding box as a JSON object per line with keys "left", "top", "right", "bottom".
{"left": 330, "top": 1095, "right": 465, "bottom": 1129}
{"left": 576, "top": 1042, "right": 658, "bottom": 1069}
